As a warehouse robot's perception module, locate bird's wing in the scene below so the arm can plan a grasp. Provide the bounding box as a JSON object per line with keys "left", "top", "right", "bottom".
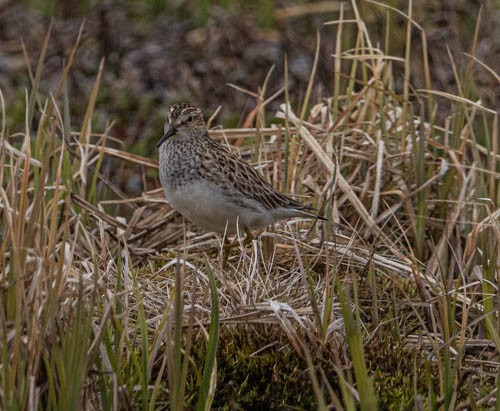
{"left": 202, "top": 136, "right": 317, "bottom": 214}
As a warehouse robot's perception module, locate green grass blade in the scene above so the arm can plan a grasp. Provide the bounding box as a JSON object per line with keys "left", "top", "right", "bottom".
{"left": 196, "top": 262, "right": 219, "bottom": 411}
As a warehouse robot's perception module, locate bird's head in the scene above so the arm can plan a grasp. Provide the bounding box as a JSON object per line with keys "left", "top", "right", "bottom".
{"left": 157, "top": 103, "right": 205, "bottom": 147}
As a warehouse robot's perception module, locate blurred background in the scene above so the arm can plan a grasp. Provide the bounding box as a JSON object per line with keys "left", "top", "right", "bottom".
{"left": 0, "top": 0, "right": 498, "bottom": 194}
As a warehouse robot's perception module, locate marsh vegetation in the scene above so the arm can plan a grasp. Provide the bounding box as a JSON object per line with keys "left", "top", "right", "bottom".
{"left": 0, "top": 0, "right": 498, "bottom": 409}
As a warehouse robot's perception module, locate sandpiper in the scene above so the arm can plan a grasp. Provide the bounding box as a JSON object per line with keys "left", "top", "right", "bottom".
{"left": 157, "top": 103, "right": 323, "bottom": 236}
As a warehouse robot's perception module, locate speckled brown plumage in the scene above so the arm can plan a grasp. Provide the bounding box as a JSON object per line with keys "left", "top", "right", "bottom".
{"left": 157, "top": 103, "right": 323, "bottom": 234}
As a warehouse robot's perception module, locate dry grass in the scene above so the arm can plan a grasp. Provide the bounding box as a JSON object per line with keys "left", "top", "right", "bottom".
{"left": 0, "top": 1, "right": 498, "bottom": 409}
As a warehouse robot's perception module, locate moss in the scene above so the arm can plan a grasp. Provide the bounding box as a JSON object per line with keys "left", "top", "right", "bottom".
{"left": 367, "top": 337, "right": 423, "bottom": 410}
{"left": 188, "top": 325, "right": 330, "bottom": 410}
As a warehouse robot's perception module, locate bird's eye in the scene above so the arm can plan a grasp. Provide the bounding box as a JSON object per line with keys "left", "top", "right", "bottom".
{"left": 187, "top": 116, "right": 193, "bottom": 123}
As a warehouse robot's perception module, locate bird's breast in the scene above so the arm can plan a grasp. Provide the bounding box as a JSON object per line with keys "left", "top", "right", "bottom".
{"left": 159, "top": 141, "right": 202, "bottom": 191}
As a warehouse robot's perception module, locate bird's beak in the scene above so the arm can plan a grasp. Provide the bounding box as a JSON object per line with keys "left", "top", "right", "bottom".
{"left": 157, "top": 125, "right": 176, "bottom": 148}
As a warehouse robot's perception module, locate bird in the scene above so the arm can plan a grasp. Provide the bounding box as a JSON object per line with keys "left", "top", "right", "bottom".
{"left": 157, "top": 103, "right": 324, "bottom": 238}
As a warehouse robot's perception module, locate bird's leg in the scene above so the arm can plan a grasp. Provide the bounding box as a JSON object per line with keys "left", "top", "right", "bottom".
{"left": 221, "top": 236, "right": 232, "bottom": 268}
{"left": 220, "top": 227, "right": 254, "bottom": 267}
{"left": 243, "top": 226, "right": 254, "bottom": 246}
{"left": 223, "top": 226, "right": 253, "bottom": 249}
{"left": 222, "top": 236, "right": 239, "bottom": 251}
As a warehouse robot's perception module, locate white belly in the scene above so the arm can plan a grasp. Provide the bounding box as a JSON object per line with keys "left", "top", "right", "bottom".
{"left": 164, "top": 180, "right": 273, "bottom": 234}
